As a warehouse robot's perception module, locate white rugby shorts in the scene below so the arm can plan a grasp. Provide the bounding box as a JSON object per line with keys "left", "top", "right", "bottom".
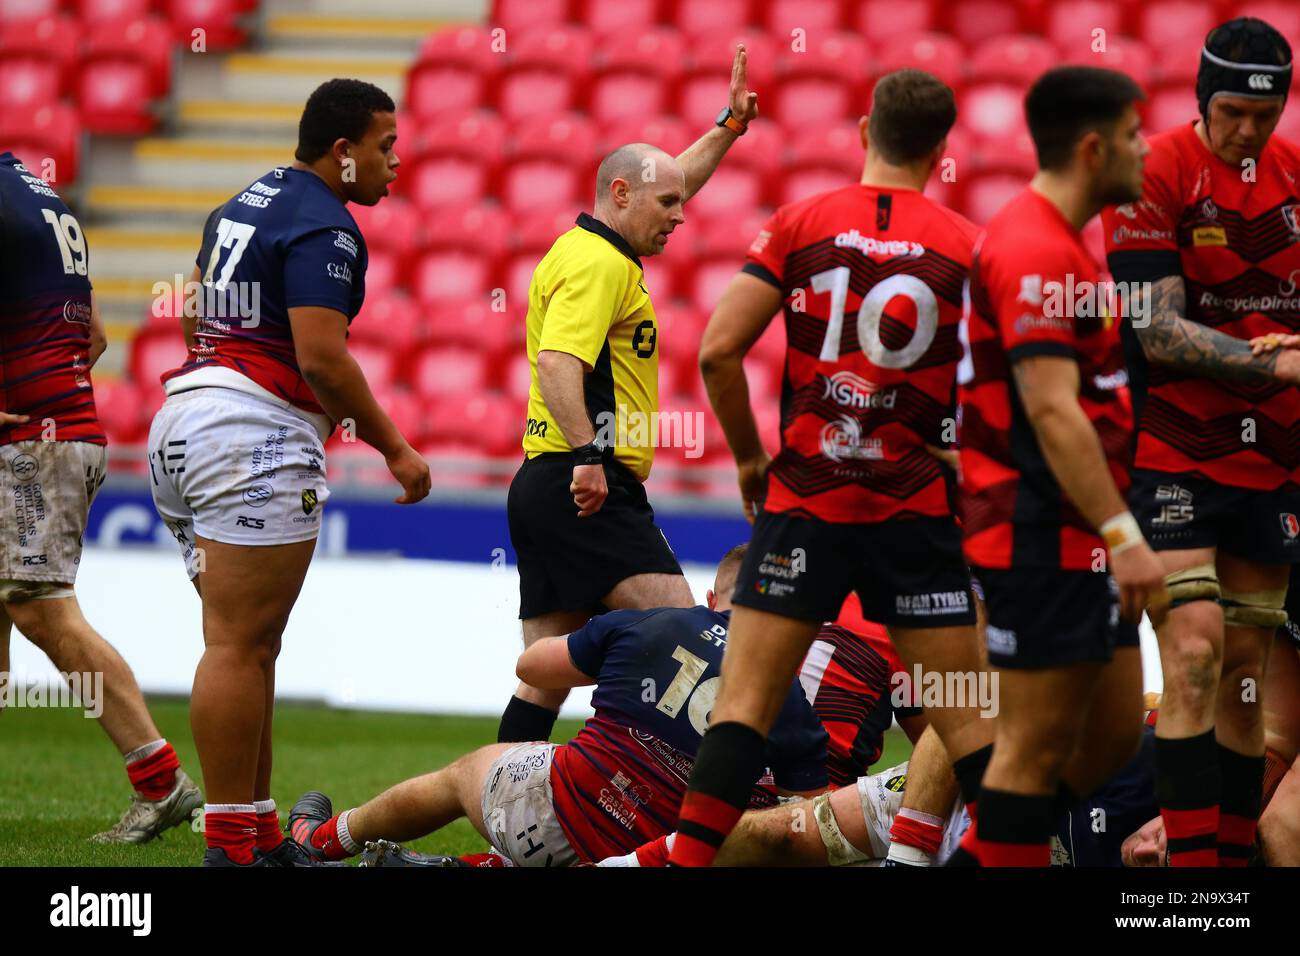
{"left": 147, "top": 387, "right": 329, "bottom": 577}
{"left": 0, "top": 440, "right": 106, "bottom": 600}
{"left": 480, "top": 742, "right": 578, "bottom": 867}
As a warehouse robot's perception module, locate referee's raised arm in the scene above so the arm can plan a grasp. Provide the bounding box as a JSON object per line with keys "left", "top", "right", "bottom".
{"left": 498, "top": 45, "right": 762, "bottom": 745}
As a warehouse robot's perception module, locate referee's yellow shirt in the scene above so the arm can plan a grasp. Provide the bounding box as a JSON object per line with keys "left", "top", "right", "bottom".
{"left": 522, "top": 213, "right": 660, "bottom": 481}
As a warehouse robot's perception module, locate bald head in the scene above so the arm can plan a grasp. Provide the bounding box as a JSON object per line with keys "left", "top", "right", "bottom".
{"left": 590, "top": 142, "right": 686, "bottom": 257}
{"left": 596, "top": 143, "right": 677, "bottom": 204}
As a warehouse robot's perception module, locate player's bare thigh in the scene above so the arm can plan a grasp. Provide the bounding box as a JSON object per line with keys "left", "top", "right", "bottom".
{"left": 887, "top": 622, "right": 992, "bottom": 756}
{"left": 603, "top": 572, "right": 693, "bottom": 610}
{"left": 453, "top": 742, "right": 518, "bottom": 840}
{"left": 194, "top": 536, "right": 316, "bottom": 643}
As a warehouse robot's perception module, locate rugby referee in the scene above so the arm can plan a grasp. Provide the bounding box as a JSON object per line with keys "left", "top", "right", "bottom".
{"left": 500, "top": 45, "right": 759, "bottom": 743}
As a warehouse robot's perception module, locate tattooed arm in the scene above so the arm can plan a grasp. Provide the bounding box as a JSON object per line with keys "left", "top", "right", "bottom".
{"left": 1137, "top": 275, "right": 1300, "bottom": 383}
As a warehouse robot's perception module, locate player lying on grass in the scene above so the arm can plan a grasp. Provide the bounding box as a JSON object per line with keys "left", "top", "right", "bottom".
{"left": 603, "top": 705, "right": 1162, "bottom": 868}
{"left": 287, "top": 545, "right": 830, "bottom": 865}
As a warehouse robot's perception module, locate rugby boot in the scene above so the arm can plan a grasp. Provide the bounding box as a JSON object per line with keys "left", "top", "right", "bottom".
{"left": 91, "top": 770, "right": 203, "bottom": 844}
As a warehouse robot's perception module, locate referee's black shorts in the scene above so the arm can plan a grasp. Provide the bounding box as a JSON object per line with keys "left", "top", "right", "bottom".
{"left": 507, "top": 452, "right": 682, "bottom": 620}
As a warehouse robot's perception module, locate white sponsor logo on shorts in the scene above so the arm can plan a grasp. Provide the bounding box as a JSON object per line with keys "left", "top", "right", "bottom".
{"left": 985, "top": 625, "right": 1017, "bottom": 657}
{"left": 895, "top": 590, "right": 970, "bottom": 616}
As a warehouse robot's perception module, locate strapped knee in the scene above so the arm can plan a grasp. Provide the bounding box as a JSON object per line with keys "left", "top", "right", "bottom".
{"left": 1221, "top": 585, "right": 1289, "bottom": 629}
{"left": 1164, "top": 564, "right": 1221, "bottom": 610}
{"left": 813, "top": 791, "right": 869, "bottom": 866}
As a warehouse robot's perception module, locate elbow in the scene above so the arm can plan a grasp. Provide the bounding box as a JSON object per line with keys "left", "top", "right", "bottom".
{"left": 698, "top": 339, "right": 741, "bottom": 380}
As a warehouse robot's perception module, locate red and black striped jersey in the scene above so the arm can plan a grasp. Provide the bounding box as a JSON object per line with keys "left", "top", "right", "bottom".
{"left": 1102, "top": 122, "right": 1300, "bottom": 490}
{"left": 0, "top": 152, "right": 102, "bottom": 445}
{"left": 959, "top": 189, "right": 1133, "bottom": 570}
{"left": 800, "top": 593, "right": 920, "bottom": 787}
{"left": 744, "top": 184, "right": 979, "bottom": 523}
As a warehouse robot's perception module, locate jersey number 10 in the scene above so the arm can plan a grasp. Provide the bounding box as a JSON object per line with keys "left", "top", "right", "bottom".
{"left": 811, "top": 267, "right": 939, "bottom": 367}
{"left": 656, "top": 645, "right": 719, "bottom": 736}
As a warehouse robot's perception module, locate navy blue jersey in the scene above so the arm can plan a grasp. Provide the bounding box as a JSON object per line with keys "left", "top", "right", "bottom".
{"left": 1054, "top": 725, "right": 1158, "bottom": 866}
{"left": 552, "top": 606, "right": 828, "bottom": 861}
{"left": 0, "top": 152, "right": 101, "bottom": 444}
{"left": 162, "top": 166, "right": 368, "bottom": 416}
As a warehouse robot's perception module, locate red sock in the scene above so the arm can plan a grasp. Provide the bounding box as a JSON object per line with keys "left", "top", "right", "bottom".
{"left": 291, "top": 813, "right": 351, "bottom": 860}
{"left": 459, "top": 852, "right": 509, "bottom": 867}
{"left": 254, "top": 802, "right": 282, "bottom": 853}
{"left": 125, "top": 742, "right": 179, "bottom": 800}
{"left": 976, "top": 789, "right": 1051, "bottom": 868}
{"left": 205, "top": 808, "right": 257, "bottom": 865}
{"left": 1218, "top": 814, "right": 1256, "bottom": 868}
{"left": 668, "top": 792, "right": 744, "bottom": 867}
{"left": 1162, "top": 807, "right": 1219, "bottom": 867}
{"left": 634, "top": 834, "right": 673, "bottom": 867}
{"left": 890, "top": 809, "right": 946, "bottom": 856}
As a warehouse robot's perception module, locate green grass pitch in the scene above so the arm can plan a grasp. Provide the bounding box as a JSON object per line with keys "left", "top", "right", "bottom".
{"left": 0, "top": 697, "right": 913, "bottom": 867}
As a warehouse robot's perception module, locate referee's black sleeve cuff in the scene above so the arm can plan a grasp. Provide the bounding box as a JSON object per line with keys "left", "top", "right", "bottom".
{"left": 741, "top": 262, "right": 782, "bottom": 289}
{"left": 1008, "top": 341, "right": 1078, "bottom": 363}
{"left": 1106, "top": 249, "right": 1182, "bottom": 284}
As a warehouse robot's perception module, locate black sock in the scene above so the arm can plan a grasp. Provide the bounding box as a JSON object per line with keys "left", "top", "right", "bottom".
{"left": 1155, "top": 730, "right": 1221, "bottom": 866}
{"left": 1217, "top": 743, "right": 1264, "bottom": 866}
{"left": 497, "top": 696, "right": 558, "bottom": 743}
{"left": 952, "top": 744, "right": 994, "bottom": 807}
{"left": 977, "top": 788, "right": 1053, "bottom": 866}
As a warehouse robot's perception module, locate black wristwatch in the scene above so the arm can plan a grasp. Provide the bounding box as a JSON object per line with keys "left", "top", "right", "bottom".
{"left": 715, "top": 106, "right": 747, "bottom": 135}
{"left": 574, "top": 439, "right": 607, "bottom": 466}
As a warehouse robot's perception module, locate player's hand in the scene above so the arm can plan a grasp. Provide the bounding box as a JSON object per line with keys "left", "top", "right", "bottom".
{"left": 736, "top": 451, "right": 771, "bottom": 524}
{"left": 1270, "top": 346, "right": 1300, "bottom": 384}
{"left": 1110, "top": 541, "right": 1168, "bottom": 625}
{"left": 571, "top": 463, "right": 608, "bottom": 517}
{"left": 385, "top": 444, "right": 431, "bottom": 504}
{"left": 0, "top": 410, "right": 30, "bottom": 427}
{"left": 1250, "top": 332, "right": 1300, "bottom": 354}
{"left": 729, "top": 44, "right": 759, "bottom": 125}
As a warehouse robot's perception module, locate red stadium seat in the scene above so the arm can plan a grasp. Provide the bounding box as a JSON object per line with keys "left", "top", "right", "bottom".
{"left": 1233, "top": 2, "right": 1300, "bottom": 42}
{"left": 512, "top": 205, "right": 581, "bottom": 253}
{"left": 696, "top": 210, "right": 770, "bottom": 261}
{"left": 366, "top": 249, "right": 400, "bottom": 292}
{"left": 492, "top": 0, "right": 569, "bottom": 35}
{"left": 75, "top": 0, "right": 153, "bottom": 24}
{"left": 348, "top": 199, "right": 422, "bottom": 259}
{"left": 512, "top": 111, "right": 596, "bottom": 162}
{"left": 1062, "top": 36, "right": 1155, "bottom": 91}
{"left": 504, "top": 350, "right": 532, "bottom": 402}
{"left": 671, "top": 0, "right": 753, "bottom": 40}
{"left": 945, "top": 0, "right": 1020, "bottom": 47}
{"left": 0, "top": 15, "right": 79, "bottom": 93}
{"left": 855, "top": 0, "right": 935, "bottom": 37}
{"left": 423, "top": 203, "right": 510, "bottom": 260}
{"left": 347, "top": 340, "right": 398, "bottom": 391}
{"left": 78, "top": 58, "right": 157, "bottom": 134}
{"left": 600, "top": 114, "right": 694, "bottom": 156}
{"left": 874, "top": 33, "right": 964, "bottom": 92}
{"left": 0, "top": 56, "right": 60, "bottom": 111}
{"left": 163, "top": 0, "right": 248, "bottom": 49}
{"left": 788, "top": 122, "right": 864, "bottom": 176}
{"left": 764, "top": 0, "right": 845, "bottom": 37}
{"left": 371, "top": 386, "right": 427, "bottom": 446}
{"left": 589, "top": 72, "right": 670, "bottom": 124}
{"left": 0, "top": 102, "right": 80, "bottom": 184}
{"left": 128, "top": 328, "right": 187, "bottom": 386}
{"left": 685, "top": 165, "right": 765, "bottom": 221}
{"left": 413, "top": 248, "right": 495, "bottom": 306}
{"left": 960, "top": 82, "right": 1028, "bottom": 140}
{"left": 1145, "top": 85, "right": 1198, "bottom": 132}
{"left": 496, "top": 68, "right": 576, "bottom": 122}
{"left": 772, "top": 32, "right": 868, "bottom": 127}
{"left": 1137, "top": 1, "right": 1219, "bottom": 79}
{"left": 1044, "top": 0, "right": 1125, "bottom": 57}
{"left": 428, "top": 392, "right": 519, "bottom": 455}
{"left": 579, "top": 0, "right": 658, "bottom": 37}
{"left": 416, "top": 25, "right": 502, "bottom": 72}
{"left": 94, "top": 378, "right": 147, "bottom": 443}
{"left": 681, "top": 33, "right": 776, "bottom": 122}
{"left": 641, "top": 257, "right": 679, "bottom": 302}
{"left": 689, "top": 258, "right": 746, "bottom": 315}
{"left": 597, "top": 27, "right": 686, "bottom": 78}
{"left": 413, "top": 110, "right": 504, "bottom": 167}
{"left": 0, "top": 0, "right": 61, "bottom": 20}
{"left": 1274, "top": 99, "right": 1300, "bottom": 143}
{"left": 503, "top": 251, "right": 538, "bottom": 306}
{"left": 971, "top": 128, "right": 1037, "bottom": 176}
{"left": 410, "top": 345, "right": 489, "bottom": 399}
{"left": 969, "top": 35, "right": 1056, "bottom": 84}
{"left": 963, "top": 172, "right": 1026, "bottom": 223}
{"left": 778, "top": 165, "right": 852, "bottom": 206}
{"left": 501, "top": 158, "right": 582, "bottom": 214}
{"left": 424, "top": 296, "right": 520, "bottom": 357}
{"left": 350, "top": 291, "right": 426, "bottom": 351}
{"left": 405, "top": 153, "right": 490, "bottom": 210}
{"left": 405, "top": 65, "right": 487, "bottom": 120}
